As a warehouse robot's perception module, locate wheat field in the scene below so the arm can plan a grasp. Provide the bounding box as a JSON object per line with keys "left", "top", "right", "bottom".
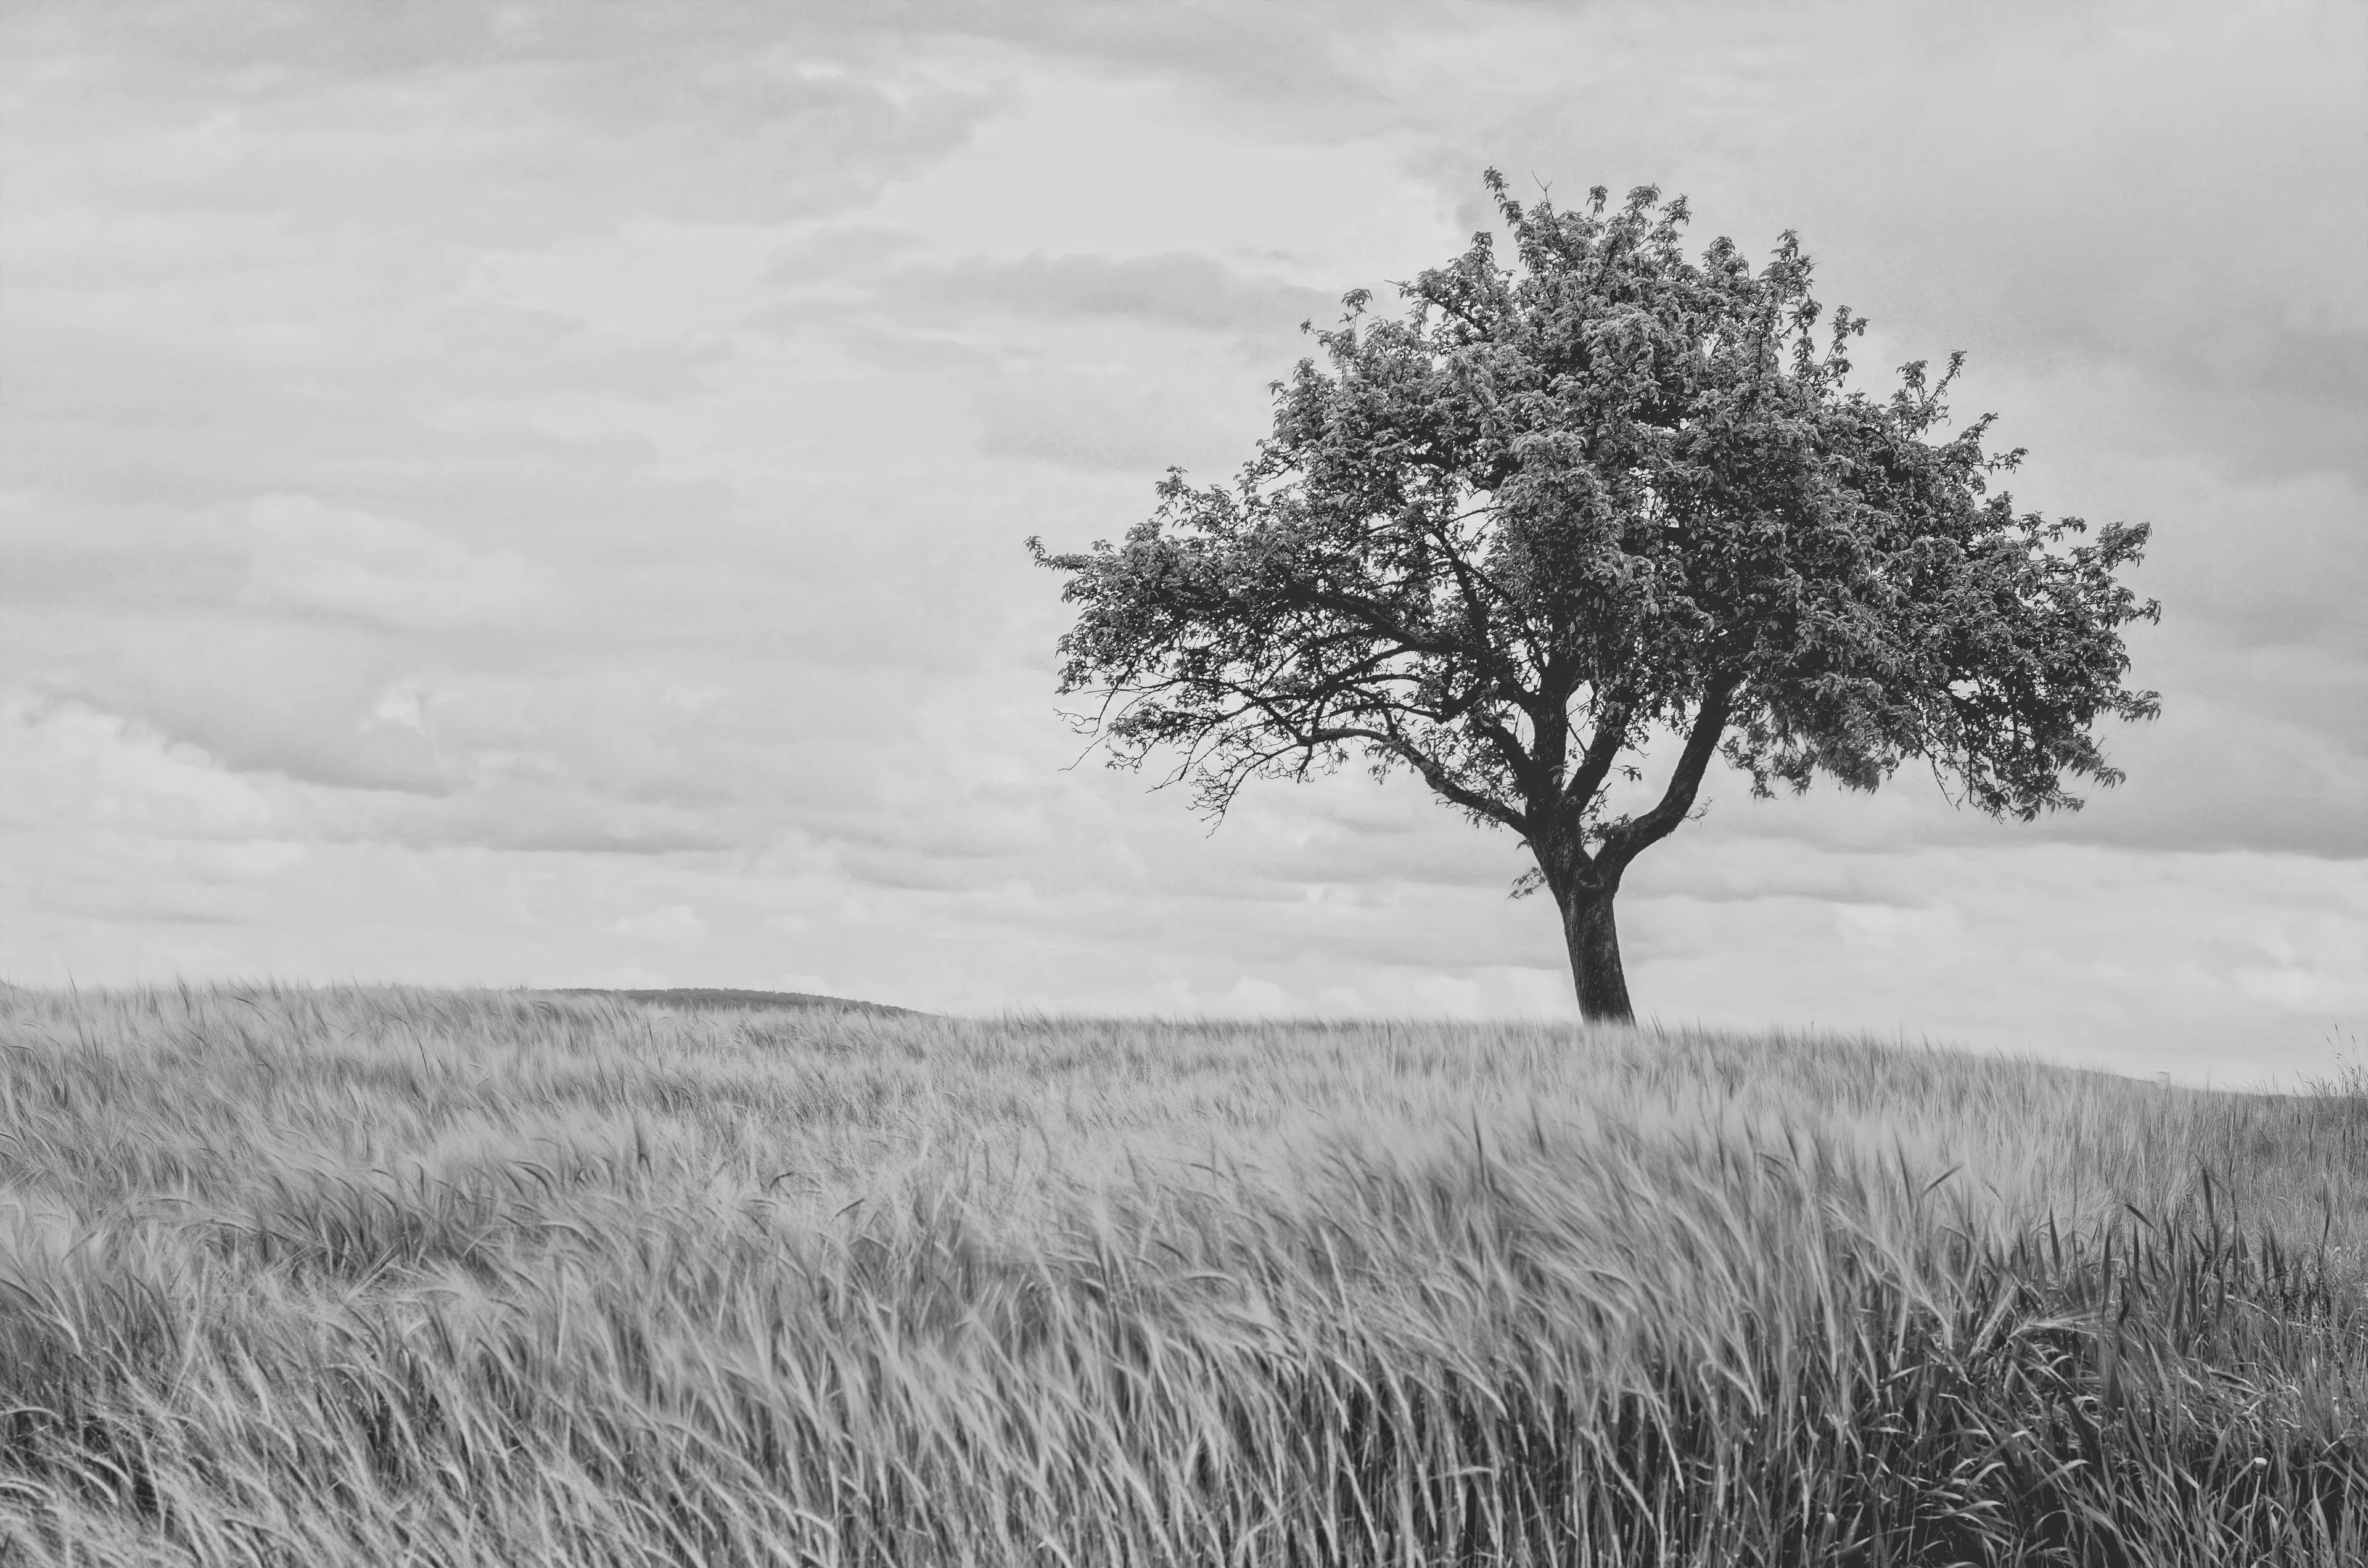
{"left": 0, "top": 984, "right": 2361, "bottom": 1565}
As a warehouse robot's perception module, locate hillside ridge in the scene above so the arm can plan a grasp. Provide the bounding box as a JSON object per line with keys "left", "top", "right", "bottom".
{"left": 545, "top": 985, "right": 923, "bottom": 1017}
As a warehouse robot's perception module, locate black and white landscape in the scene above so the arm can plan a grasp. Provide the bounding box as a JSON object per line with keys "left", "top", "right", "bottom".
{"left": 2, "top": 4, "right": 2365, "bottom": 1564}
{"left": 3, "top": 0, "right": 2362, "bottom": 1080}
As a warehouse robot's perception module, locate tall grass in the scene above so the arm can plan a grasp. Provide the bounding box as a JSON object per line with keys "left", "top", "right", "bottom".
{"left": 0, "top": 984, "right": 2361, "bottom": 1564}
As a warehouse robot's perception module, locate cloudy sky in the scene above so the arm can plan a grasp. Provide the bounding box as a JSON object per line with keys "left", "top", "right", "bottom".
{"left": 4, "top": 0, "right": 2362, "bottom": 1083}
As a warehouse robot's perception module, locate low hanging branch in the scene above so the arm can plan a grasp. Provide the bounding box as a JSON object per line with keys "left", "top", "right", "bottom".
{"left": 1031, "top": 171, "right": 2160, "bottom": 1022}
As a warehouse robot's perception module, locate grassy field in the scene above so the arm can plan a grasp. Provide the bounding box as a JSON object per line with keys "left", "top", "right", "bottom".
{"left": 0, "top": 985, "right": 2361, "bottom": 1565}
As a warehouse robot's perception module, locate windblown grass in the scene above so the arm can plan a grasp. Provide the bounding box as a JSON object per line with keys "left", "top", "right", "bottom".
{"left": 0, "top": 984, "right": 2361, "bottom": 1564}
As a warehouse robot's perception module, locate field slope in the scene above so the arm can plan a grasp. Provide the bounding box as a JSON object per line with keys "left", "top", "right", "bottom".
{"left": 0, "top": 985, "right": 2362, "bottom": 1565}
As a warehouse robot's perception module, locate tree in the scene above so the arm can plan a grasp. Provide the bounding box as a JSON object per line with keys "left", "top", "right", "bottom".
{"left": 1028, "top": 173, "right": 2160, "bottom": 1022}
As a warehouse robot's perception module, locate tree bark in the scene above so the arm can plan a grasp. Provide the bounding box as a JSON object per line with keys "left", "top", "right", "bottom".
{"left": 1558, "top": 879, "right": 1634, "bottom": 1024}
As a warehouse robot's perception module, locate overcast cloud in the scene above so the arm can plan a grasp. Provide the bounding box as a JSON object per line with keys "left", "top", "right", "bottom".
{"left": 2, "top": 0, "right": 2362, "bottom": 1084}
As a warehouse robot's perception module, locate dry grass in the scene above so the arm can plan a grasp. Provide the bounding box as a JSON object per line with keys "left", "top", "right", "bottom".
{"left": 0, "top": 983, "right": 2361, "bottom": 1564}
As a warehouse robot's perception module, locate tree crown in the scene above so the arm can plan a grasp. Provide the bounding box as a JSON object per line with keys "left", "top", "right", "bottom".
{"left": 1030, "top": 173, "right": 2158, "bottom": 880}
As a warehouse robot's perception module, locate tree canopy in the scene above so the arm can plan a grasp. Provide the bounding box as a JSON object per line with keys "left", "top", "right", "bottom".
{"left": 1030, "top": 173, "right": 2159, "bottom": 1021}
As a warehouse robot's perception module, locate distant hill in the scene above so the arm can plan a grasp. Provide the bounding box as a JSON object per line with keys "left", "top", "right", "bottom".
{"left": 545, "top": 986, "right": 924, "bottom": 1018}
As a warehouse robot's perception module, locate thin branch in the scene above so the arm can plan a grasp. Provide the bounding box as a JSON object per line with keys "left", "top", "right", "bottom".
{"left": 1302, "top": 722, "right": 1527, "bottom": 831}
{"left": 1560, "top": 687, "right": 1637, "bottom": 811}
{"left": 1600, "top": 675, "right": 1740, "bottom": 874}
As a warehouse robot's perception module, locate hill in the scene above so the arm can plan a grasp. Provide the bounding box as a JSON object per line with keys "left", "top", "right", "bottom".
{"left": 541, "top": 985, "right": 923, "bottom": 1017}
{"left": 0, "top": 983, "right": 2361, "bottom": 1564}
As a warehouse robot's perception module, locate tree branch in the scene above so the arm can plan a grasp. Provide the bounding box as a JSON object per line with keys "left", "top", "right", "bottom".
{"left": 1599, "top": 675, "right": 1739, "bottom": 875}
{"left": 1560, "top": 688, "right": 1636, "bottom": 814}
{"left": 1305, "top": 722, "right": 1528, "bottom": 832}
{"left": 1296, "top": 586, "right": 1464, "bottom": 662}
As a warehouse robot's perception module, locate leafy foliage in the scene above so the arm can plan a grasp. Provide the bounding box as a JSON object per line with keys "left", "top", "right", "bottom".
{"left": 1032, "top": 173, "right": 2159, "bottom": 896}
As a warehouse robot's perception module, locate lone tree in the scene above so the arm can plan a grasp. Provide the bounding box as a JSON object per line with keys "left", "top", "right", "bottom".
{"left": 1030, "top": 174, "right": 2158, "bottom": 1022}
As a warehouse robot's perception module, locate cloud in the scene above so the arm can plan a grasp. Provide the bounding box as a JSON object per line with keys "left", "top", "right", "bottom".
{"left": 0, "top": 697, "right": 276, "bottom": 842}
{"left": 2115, "top": 467, "right": 2368, "bottom": 662}
{"left": 0, "top": 696, "right": 310, "bottom": 929}
{"left": 610, "top": 904, "right": 709, "bottom": 947}
{"left": 756, "top": 244, "right": 1336, "bottom": 475}
{"left": 240, "top": 493, "right": 559, "bottom": 631}
{"left": 974, "top": 369, "right": 1265, "bottom": 474}
{"left": 897, "top": 251, "right": 1334, "bottom": 338}
{"left": 4, "top": 3, "right": 1003, "bottom": 248}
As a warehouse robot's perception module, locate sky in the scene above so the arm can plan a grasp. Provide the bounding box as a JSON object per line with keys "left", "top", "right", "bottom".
{"left": 2, "top": 0, "right": 2363, "bottom": 1085}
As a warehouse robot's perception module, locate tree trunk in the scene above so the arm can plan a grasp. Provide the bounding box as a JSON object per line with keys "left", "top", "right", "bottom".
{"left": 1558, "top": 881, "right": 1635, "bottom": 1024}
